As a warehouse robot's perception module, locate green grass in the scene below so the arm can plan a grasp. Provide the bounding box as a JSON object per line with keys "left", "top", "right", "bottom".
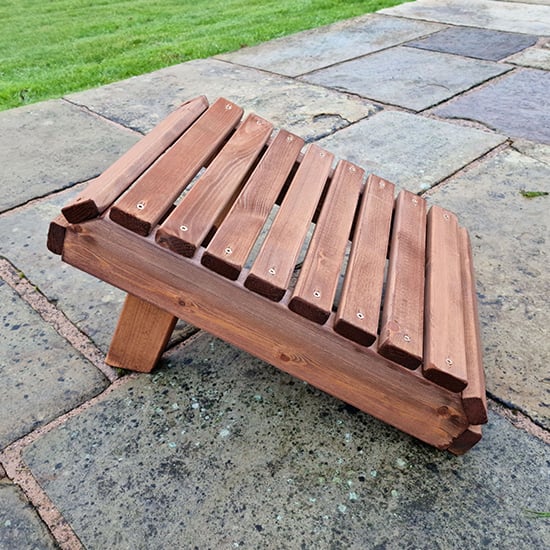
{"left": 1, "top": 0, "right": 409, "bottom": 111}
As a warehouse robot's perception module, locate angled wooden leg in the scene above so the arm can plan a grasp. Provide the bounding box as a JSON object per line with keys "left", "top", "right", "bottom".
{"left": 106, "top": 294, "right": 177, "bottom": 372}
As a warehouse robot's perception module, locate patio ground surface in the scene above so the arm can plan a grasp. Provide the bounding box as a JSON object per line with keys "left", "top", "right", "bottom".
{"left": 1, "top": 1, "right": 549, "bottom": 548}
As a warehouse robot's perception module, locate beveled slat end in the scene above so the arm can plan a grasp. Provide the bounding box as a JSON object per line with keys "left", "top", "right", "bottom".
{"left": 378, "top": 339, "right": 422, "bottom": 370}
{"left": 334, "top": 319, "right": 375, "bottom": 347}
{"left": 423, "top": 363, "right": 468, "bottom": 393}
{"left": 62, "top": 198, "right": 100, "bottom": 223}
{"left": 155, "top": 228, "right": 196, "bottom": 258}
{"left": 201, "top": 251, "right": 241, "bottom": 280}
{"left": 463, "top": 396, "right": 489, "bottom": 425}
{"left": 447, "top": 425, "right": 482, "bottom": 455}
{"left": 244, "top": 274, "right": 285, "bottom": 302}
{"left": 109, "top": 206, "right": 151, "bottom": 236}
{"left": 47, "top": 215, "right": 69, "bottom": 255}
{"left": 288, "top": 297, "right": 330, "bottom": 325}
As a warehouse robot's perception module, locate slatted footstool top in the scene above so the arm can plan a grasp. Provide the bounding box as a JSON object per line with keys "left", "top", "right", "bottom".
{"left": 49, "top": 96, "right": 487, "bottom": 454}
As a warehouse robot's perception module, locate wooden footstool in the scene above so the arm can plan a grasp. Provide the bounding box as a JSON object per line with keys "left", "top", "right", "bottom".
{"left": 48, "top": 96, "right": 487, "bottom": 454}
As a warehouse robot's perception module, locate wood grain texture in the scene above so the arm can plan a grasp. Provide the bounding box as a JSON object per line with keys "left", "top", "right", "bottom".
{"left": 61, "top": 217, "right": 470, "bottom": 450}
{"left": 202, "top": 129, "right": 304, "bottom": 280}
{"left": 459, "top": 227, "right": 488, "bottom": 424}
{"left": 155, "top": 113, "right": 273, "bottom": 257}
{"left": 109, "top": 98, "right": 243, "bottom": 236}
{"left": 289, "top": 160, "right": 364, "bottom": 324}
{"left": 62, "top": 96, "right": 209, "bottom": 223}
{"left": 245, "top": 144, "right": 334, "bottom": 301}
{"left": 334, "top": 174, "right": 395, "bottom": 347}
{"left": 105, "top": 294, "right": 177, "bottom": 372}
{"left": 423, "top": 206, "right": 469, "bottom": 393}
{"left": 378, "top": 190, "right": 426, "bottom": 369}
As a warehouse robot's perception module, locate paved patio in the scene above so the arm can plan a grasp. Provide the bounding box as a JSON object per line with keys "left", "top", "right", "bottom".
{"left": 1, "top": 0, "right": 549, "bottom": 548}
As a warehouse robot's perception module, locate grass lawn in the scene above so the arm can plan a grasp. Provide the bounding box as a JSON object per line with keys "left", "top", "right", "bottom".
{"left": 1, "top": 0, "right": 410, "bottom": 111}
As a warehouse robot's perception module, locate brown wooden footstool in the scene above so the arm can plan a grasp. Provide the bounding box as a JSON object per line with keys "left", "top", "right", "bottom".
{"left": 48, "top": 96, "right": 487, "bottom": 454}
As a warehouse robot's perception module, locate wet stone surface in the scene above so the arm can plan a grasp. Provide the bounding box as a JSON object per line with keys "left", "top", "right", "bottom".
{"left": 301, "top": 46, "right": 510, "bottom": 111}
{"left": 381, "top": 0, "right": 550, "bottom": 36}
{"left": 0, "top": 482, "right": 58, "bottom": 550}
{"left": 317, "top": 110, "right": 505, "bottom": 192}
{"left": 427, "top": 147, "right": 550, "bottom": 428}
{"left": 433, "top": 68, "right": 550, "bottom": 144}
{"left": 0, "top": 280, "right": 108, "bottom": 450}
{"left": 22, "top": 334, "right": 550, "bottom": 549}
{"left": 216, "top": 14, "right": 444, "bottom": 77}
{"left": 406, "top": 26, "right": 537, "bottom": 61}
{"left": 67, "top": 59, "right": 376, "bottom": 140}
{"left": 0, "top": 100, "right": 139, "bottom": 213}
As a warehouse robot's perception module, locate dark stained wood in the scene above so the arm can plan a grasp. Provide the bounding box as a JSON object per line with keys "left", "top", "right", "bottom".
{"left": 155, "top": 113, "right": 273, "bottom": 257}
{"left": 61, "top": 216, "right": 469, "bottom": 450}
{"left": 423, "top": 206, "right": 469, "bottom": 392}
{"left": 447, "top": 424, "right": 482, "bottom": 455}
{"left": 459, "top": 227, "right": 488, "bottom": 424}
{"left": 47, "top": 215, "right": 69, "bottom": 255}
{"left": 202, "top": 130, "right": 304, "bottom": 280}
{"left": 289, "top": 160, "right": 364, "bottom": 324}
{"left": 245, "top": 144, "right": 334, "bottom": 301}
{"left": 62, "top": 96, "right": 209, "bottom": 223}
{"left": 378, "top": 190, "right": 426, "bottom": 369}
{"left": 106, "top": 294, "right": 177, "bottom": 372}
{"left": 109, "top": 98, "right": 243, "bottom": 236}
{"left": 334, "top": 174, "right": 395, "bottom": 346}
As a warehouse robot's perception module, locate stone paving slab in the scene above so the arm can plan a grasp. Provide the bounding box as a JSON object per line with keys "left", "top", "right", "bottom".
{"left": 381, "top": 0, "right": 550, "bottom": 36}
{"left": 0, "top": 187, "right": 193, "bottom": 354}
{"left": 216, "top": 14, "right": 444, "bottom": 77}
{"left": 506, "top": 45, "right": 550, "bottom": 70}
{"left": 317, "top": 110, "right": 505, "bottom": 191}
{"left": 0, "top": 100, "right": 139, "bottom": 214}
{"left": 67, "top": 59, "right": 376, "bottom": 140}
{"left": 427, "top": 147, "right": 549, "bottom": 428}
{"left": 22, "top": 334, "right": 550, "bottom": 549}
{"left": 0, "top": 280, "right": 108, "bottom": 450}
{"left": 0, "top": 482, "right": 57, "bottom": 550}
{"left": 432, "top": 68, "right": 550, "bottom": 144}
{"left": 301, "top": 46, "right": 509, "bottom": 111}
{"left": 406, "top": 26, "right": 537, "bottom": 61}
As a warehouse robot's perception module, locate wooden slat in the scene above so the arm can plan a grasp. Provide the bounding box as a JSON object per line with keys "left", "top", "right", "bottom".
{"left": 244, "top": 144, "right": 334, "bottom": 301}
{"left": 109, "top": 97, "right": 243, "bottom": 236}
{"left": 447, "top": 424, "right": 482, "bottom": 455}
{"left": 155, "top": 113, "right": 273, "bottom": 257}
{"left": 459, "top": 227, "right": 488, "bottom": 424}
{"left": 47, "top": 214, "right": 70, "bottom": 255}
{"left": 202, "top": 130, "right": 304, "bottom": 280}
{"left": 289, "top": 160, "right": 364, "bottom": 324}
{"left": 334, "top": 175, "right": 395, "bottom": 347}
{"left": 62, "top": 96, "right": 209, "bottom": 223}
{"left": 106, "top": 294, "right": 178, "bottom": 372}
{"left": 378, "top": 190, "right": 427, "bottom": 368}
{"left": 423, "top": 206, "right": 469, "bottom": 392}
{"left": 61, "top": 216, "right": 470, "bottom": 450}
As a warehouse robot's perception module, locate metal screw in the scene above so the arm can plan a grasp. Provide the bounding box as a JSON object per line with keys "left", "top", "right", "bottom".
{"left": 444, "top": 213, "right": 450, "bottom": 221}
{"left": 349, "top": 166, "right": 356, "bottom": 173}
{"left": 313, "top": 290, "right": 321, "bottom": 298}
{"left": 379, "top": 180, "right": 386, "bottom": 189}
{"left": 356, "top": 312, "right": 364, "bottom": 320}
{"left": 136, "top": 201, "right": 145, "bottom": 210}
{"left": 224, "top": 247, "right": 232, "bottom": 255}
{"left": 286, "top": 135, "right": 294, "bottom": 142}
{"left": 225, "top": 104, "right": 232, "bottom": 110}
{"left": 403, "top": 334, "right": 411, "bottom": 342}
{"left": 446, "top": 357, "right": 453, "bottom": 366}
{"left": 180, "top": 225, "right": 188, "bottom": 232}
{"left": 319, "top": 151, "right": 325, "bottom": 157}
{"left": 268, "top": 267, "right": 276, "bottom": 275}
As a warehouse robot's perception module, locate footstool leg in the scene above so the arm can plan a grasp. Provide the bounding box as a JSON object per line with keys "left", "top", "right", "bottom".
{"left": 106, "top": 294, "right": 177, "bottom": 372}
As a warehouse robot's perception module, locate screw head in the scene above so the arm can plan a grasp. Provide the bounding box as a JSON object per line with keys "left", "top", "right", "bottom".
{"left": 313, "top": 290, "right": 321, "bottom": 298}
{"left": 136, "top": 201, "right": 145, "bottom": 210}
{"left": 268, "top": 267, "right": 276, "bottom": 276}
{"left": 356, "top": 312, "right": 364, "bottom": 320}
{"left": 180, "top": 225, "right": 188, "bottom": 232}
